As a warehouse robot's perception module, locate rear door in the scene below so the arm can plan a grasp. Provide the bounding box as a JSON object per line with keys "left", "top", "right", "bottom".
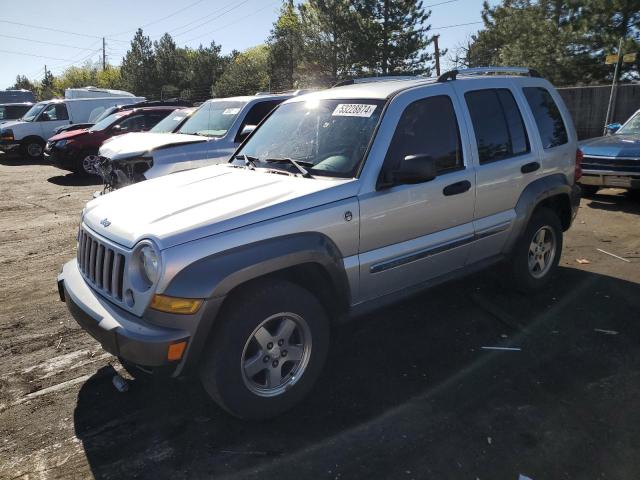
{"left": 452, "top": 79, "right": 541, "bottom": 263}
{"left": 358, "top": 85, "right": 476, "bottom": 301}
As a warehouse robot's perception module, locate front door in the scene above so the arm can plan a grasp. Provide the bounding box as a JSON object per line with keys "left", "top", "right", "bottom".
{"left": 357, "top": 86, "right": 476, "bottom": 302}
{"left": 37, "top": 103, "right": 70, "bottom": 139}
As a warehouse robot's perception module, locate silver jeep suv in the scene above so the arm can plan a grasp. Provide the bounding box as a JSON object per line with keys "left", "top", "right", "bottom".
{"left": 57, "top": 67, "right": 581, "bottom": 419}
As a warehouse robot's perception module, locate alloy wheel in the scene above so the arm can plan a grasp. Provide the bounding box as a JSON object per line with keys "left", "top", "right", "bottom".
{"left": 528, "top": 226, "right": 556, "bottom": 279}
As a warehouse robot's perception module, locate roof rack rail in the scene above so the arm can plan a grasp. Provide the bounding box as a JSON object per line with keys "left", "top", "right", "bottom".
{"left": 332, "top": 75, "right": 423, "bottom": 88}
{"left": 437, "top": 66, "right": 542, "bottom": 82}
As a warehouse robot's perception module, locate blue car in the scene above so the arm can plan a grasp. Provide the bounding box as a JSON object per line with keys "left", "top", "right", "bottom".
{"left": 579, "top": 109, "right": 640, "bottom": 195}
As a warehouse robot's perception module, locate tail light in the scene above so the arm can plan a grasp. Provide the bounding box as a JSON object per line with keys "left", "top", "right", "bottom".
{"left": 575, "top": 148, "right": 583, "bottom": 181}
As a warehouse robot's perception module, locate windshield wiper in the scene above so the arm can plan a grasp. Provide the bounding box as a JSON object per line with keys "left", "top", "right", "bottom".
{"left": 234, "top": 153, "right": 259, "bottom": 169}
{"left": 264, "top": 157, "right": 314, "bottom": 178}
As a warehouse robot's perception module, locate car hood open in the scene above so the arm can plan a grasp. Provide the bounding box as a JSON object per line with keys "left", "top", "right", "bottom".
{"left": 83, "top": 164, "right": 356, "bottom": 249}
{"left": 99, "top": 132, "right": 208, "bottom": 160}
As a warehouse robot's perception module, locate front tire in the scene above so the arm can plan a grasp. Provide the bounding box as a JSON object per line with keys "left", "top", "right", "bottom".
{"left": 507, "top": 207, "right": 563, "bottom": 292}
{"left": 21, "top": 138, "right": 44, "bottom": 159}
{"left": 199, "top": 279, "right": 330, "bottom": 419}
{"left": 76, "top": 150, "right": 99, "bottom": 175}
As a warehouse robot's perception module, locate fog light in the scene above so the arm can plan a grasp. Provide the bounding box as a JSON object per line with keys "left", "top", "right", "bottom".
{"left": 150, "top": 294, "right": 202, "bottom": 314}
{"left": 167, "top": 341, "right": 187, "bottom": 361}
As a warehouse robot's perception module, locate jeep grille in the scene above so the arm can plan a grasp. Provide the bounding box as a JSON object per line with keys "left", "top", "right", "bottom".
{"left": 77, "top": 226, "right": 127, "bottom": 301}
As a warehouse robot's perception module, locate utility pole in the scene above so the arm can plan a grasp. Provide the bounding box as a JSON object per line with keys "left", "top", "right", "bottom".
{"left": 604, "top": 37, "right": 623, "bottom": 135}
{"left": 434, "top": 35, "right": 441, "bottom": 77}
{"left": 102, "top": 37, "right": 106, "bottom": 71}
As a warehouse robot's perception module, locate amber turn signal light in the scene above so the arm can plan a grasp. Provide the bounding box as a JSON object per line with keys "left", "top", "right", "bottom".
{"left": 167, "top": 341, "right": 187, "bottom": 361}
{"left": 150, "top": 294, "right": 202, "bottom": 314}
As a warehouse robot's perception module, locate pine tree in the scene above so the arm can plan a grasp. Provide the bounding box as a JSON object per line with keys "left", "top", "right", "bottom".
{"left": 354, "top": 0, "right": 434, "bottom": 76}
{"left": 121, "top": 29, "right": 158, "bottom": 97}
{"left": 268, "top": 1, "right": 304, "bottom": 90}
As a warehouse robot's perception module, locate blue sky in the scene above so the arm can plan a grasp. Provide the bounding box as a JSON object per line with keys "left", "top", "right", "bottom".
{"left": 0, "top": 0, "right": 496, "bottom": 89}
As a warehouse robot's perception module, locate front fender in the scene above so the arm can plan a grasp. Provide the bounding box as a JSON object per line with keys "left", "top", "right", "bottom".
{"left": 163, "top": 232, "right": 350, "bottom": 304}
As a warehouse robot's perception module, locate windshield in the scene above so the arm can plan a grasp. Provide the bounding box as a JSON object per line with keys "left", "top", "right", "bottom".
{"left": 178, "top": 100, "right": 246, "bottom": 137}
{"left": 21, "top": 102, "right": 47, "bottom": 122}
{"left": 617, "top": 111, "right": 640, "bottom": 135}
{"left": 93, "top": 106, "right": 118, "bottom": 123}
{"left": 88, "top": 113, "right": 123, "bottom": 132}
{"left": 234, "top": 98, "right": 385, "bottom": 178}
{"left": 151, "top": 109, "right": 191, "bottom": 133}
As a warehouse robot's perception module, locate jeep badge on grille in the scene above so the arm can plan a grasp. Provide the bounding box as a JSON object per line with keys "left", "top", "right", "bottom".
{"left": 100, "top": 218, "right": 111, "bottom": 228}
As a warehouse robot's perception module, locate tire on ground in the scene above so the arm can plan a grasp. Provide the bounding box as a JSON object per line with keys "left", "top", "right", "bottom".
{"left": 506, "top": 206, "right": 563, "bottom": 292}
{"left": 20, "top": 137, "right": 45, "bottom": 159}
{"left": 75, "top": 150, "right": 99, "bottom": 175}
{"left": 199, "top": 279, "right": 330, "bottom": 419}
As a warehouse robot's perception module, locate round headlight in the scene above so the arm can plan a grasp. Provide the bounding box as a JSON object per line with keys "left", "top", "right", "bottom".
{"left": 139, "top": 245, "right": 159, "bottom": 285}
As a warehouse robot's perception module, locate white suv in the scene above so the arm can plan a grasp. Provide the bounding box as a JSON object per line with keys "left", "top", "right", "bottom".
{"left": 58, "top": 67, "right": 581, "bottom": 419}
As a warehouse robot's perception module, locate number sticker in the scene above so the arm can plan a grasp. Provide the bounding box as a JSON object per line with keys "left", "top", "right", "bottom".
{"left": 332, "top": 104, "right": 377, "bottom": 117}
{"left": 223, "top": 108, "right": 241, "bottom": 115}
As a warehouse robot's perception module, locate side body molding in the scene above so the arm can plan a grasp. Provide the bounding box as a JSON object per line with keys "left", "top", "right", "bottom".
{"left": 164, "top": 232, "right": 351, "bottom": 305}
{"left": 503, "top": 173, "right": 576, "bottom": 253}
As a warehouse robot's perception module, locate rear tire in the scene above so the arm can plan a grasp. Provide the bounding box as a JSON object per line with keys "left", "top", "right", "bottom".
{"left": 506, "top": 207, "right": 563, "bottom": 292}
{"left": 199, "top": 279, "right": 330, "bottom": 419}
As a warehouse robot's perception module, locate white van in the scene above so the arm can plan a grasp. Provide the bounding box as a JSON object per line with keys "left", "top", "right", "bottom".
{"left": 0, "top": 96, "right": 144, "bottom": 159}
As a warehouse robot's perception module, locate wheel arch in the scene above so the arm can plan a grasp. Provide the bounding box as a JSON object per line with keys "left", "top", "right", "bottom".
{"left": 504, "top": 173, "right": 577, "bottom": 253}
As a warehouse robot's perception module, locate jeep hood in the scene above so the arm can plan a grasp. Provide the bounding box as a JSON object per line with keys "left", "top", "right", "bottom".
{"left": 49, "top": 128, "right": 90, "bottom": 142}
{"left": 83, "top": 164, "right": 356, "bottom": 249}
{"left": 99, "top": 132, "right": 208, "bottom": 160}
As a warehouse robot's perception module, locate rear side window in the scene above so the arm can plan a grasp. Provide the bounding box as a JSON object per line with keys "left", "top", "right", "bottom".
{"left": 523, "top": 87, "right": 568, "bottom": 149}
{"left": 465, "top": 89, "right": 530, "bottom": 164}
{"left": 384, "top": 95, "right": 463, "bottom": 175}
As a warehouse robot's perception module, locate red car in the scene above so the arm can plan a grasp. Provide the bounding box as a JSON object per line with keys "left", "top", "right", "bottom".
{"left": 45, "top": 106, "right": 177, "bottom": 175}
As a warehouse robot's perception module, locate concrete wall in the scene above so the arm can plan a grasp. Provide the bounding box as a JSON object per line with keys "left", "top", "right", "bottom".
{"left": 558, "top": 84, "right": 640, "bottom": 140}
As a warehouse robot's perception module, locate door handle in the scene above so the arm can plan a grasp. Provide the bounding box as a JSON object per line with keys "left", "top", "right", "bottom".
{"left": 443, "top": 180, "right": 471, "bottom": 196}
{"left": 521, "top": 162, "right": 540, "bottom": 174}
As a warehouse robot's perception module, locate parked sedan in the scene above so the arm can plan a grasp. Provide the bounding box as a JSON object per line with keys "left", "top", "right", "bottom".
{"left": 45, "top": 106, "right": 176, "bottom": 175}
{"left": 579, "top": 109, "right": 640, "bottom": 195}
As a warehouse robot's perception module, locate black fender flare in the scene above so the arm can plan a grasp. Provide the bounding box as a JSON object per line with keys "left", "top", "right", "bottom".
{"left": 503, "top": 173, "right": 576, "bottom": 253}
{"left": 164, "top": 232, "right": 350, "bottom": 304}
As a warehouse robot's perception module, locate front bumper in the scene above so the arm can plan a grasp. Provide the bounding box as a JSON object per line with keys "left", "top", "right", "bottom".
{"left": 579, "top": 170, "right": 640, "bottom": 190}
{"left": 0, "top": 140, "right": 20, "bottom": 152}
{"left": 45, "top": 143, "right": 78, "bottom": 171}
{"left": 58, "top": 259, "right": 190, "bottom": 372}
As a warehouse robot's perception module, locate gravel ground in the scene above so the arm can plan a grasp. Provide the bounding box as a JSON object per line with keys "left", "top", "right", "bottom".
{"left": 1, "top": 152, "right": 639, "bottom": 480}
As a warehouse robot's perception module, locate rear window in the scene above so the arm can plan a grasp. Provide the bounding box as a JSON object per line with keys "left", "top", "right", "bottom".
{"left": 465, "top": 89, "right": 530, "bottom": 164}
{"left": 523, "top": 87, "right": 568, "bottom": 149}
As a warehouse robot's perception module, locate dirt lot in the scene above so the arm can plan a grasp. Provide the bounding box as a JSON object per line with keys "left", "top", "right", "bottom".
{"left": 1, "top": 152, "right": 639, "bottom": 480}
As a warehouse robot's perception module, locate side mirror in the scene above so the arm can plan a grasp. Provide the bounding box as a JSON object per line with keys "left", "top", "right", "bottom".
{"left": 39, "top": 113, "right": 50, "bottom": 122}
{"left": 237, "top": 124, "right": 256, "bottom": 142}
{"left": 382, "top": 154, "right": 437, "bottom": 187}
{"left": 606, "top": 123, "right": 622, "bottom": 135}
{"left": 110, "top": 125, "right": 123, "bottom": 134}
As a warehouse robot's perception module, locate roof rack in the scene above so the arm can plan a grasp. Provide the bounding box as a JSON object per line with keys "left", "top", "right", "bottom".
{"left": 332, "top": 76, "right": 423, "bottom": 88}
{"left": 254, "top": 89, "right": 317, "bottom": 96}
{"left": 437, "top": 66, "right": 542, "bottom": 82}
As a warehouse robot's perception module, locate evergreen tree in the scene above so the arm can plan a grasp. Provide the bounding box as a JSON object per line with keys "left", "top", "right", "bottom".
{"left": 268, "top": 1, "right": 304, "bottom": 90}
{"left": 299, "top": 0, "right": 358, "bottom": 85}
{"left": 121, "top": 28, "right": 158, "bottom": 97}
{"left": 354, "top": 0, "right": 434, "bottom": 75}
{"left": 154, "top": 33, "right": 180, "bottom": 96}
{"left": 213, "top": 46, "right": 270, "bottom": 97}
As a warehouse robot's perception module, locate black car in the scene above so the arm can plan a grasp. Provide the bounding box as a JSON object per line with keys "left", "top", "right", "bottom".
{"left": 0, "top": 103, "right": 33, "bottom": 125}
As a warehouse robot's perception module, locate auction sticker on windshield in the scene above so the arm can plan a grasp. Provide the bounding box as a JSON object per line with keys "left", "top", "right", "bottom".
{"left": 223, "top": 108, "right": 241, "bottom": 115}
{"left": 332, "top": 104, "right": 377, "bottom": 117}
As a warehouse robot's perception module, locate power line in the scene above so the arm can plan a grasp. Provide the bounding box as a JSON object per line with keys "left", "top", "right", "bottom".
{"left": 0, "top": 20, "right": 103, "bottom": 40}
{"left": 431, "top": 21, "right": 483, "bottom": 30}
{"left": 182, "top": 0, "right": 279, "bottom": 44}
{"left": 170, "top": 0, "right": 252, "bottom": 37}
{"left": 425, "top": 0, "right": 460, "bottom": 7}
{"left": 108, "top": 0, "right": 208, "bottom": 37}
{"left": 0, "top": 33, "right": 102, "bottom": 51}
{"left": 0, "top": 49, "right": 77, "bottom": 62}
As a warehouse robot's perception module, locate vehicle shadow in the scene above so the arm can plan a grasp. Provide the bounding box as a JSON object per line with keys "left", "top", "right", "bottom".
{"left": 74, "top": 266, "right": 640, "bottom": 480}
{"left": 584, "top": 189, "right": 640, "bottom": 214}
{"left": 47, "top": 174, "right": 101, "bottom": 187}
{"left": 0, "top": 152, "right": 53, "bottom": 167}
